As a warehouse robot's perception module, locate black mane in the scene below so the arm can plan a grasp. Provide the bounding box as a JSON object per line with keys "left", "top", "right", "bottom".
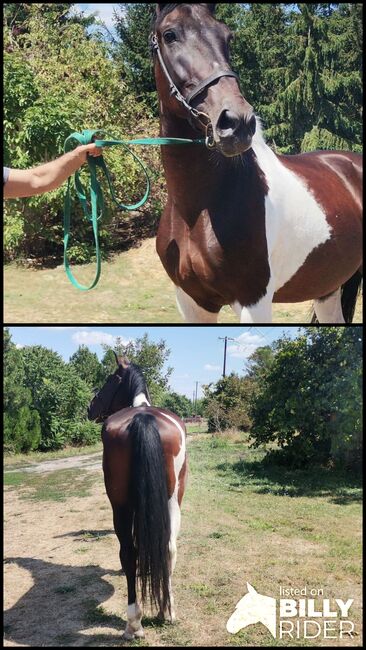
{"left": 124, "top": 363, "right": 148, "bottom": 403}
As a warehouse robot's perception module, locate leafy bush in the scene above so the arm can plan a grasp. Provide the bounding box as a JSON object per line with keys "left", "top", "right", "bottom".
{"left": 3, "top": 5, "right": 165, "bottom": 262}
{"left": 4, "top": 408, "right": 41, "bottom": 453}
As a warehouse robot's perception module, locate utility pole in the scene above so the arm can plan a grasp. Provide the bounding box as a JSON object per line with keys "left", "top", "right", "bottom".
{"left": 218, "top": 336, "right": 235, "bottom": 377}
{"left": 192, "top": 382, "right": 199, "bottom": 414}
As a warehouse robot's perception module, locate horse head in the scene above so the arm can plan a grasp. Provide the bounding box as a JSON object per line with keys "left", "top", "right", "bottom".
{"left": 88, "top": 354, "right": 149, "bottom": 422}
{"left": 152, "top": 3, "right": 256, "bottom": 157}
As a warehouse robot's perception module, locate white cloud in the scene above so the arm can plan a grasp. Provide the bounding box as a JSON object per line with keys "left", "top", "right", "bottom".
{"left": 227, "top": 331, "right": 265, "bottom": 359}
{"left": 72, "top": 330, "right": 130, "bottom": 347}
{"left": 204, "top": 363, "right": 221, "bottom": 371}
{"left": 15, "top": 343, "right": 25, "bottom": 349}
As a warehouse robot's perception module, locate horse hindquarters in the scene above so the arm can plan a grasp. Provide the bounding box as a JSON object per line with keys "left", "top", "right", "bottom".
{"left": 128, "top": 413, "right": 171, "bottom": 616}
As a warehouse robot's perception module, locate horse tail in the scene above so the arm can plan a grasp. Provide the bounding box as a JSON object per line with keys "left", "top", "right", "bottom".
{"left": 127, "top": 412, "right": 171, "bottom": 614}
{"left": 340, "top": 269, "right": 362, "bottom": 323}
{"left": 310, "top": 269, "right": 362, "bottom": 324}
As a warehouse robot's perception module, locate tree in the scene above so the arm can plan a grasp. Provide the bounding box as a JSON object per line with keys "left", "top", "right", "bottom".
{"left": 69, "top": 345, "right": 102, "bottom": 388}
{"left": 113, "top": 3, "right": 157, "bottom": 113}
{"left": 3, "top": 328, "right": 41, "bottom": 453}
{"left": 20, "top": 345, "right": 93, "bottom": 449}
{"left": 100, "top": 333, "right": 172, "bottom": 404}
{"left": 203, "top": 373, "right": 253, "bottom": 433}
{"left": 269, "top": 4, "right": 362, "bottom": 152}
{"left": 245, "top": 345, "right": 275, "bottom": 381}
{"left": 159, "top": 392, "right": 193, "bottom": 418}
{"left": 4, "top": 2, "right": 160, "bottom": 262}
{"left": 249, "top": 327, "right": 362, "bottom": 467}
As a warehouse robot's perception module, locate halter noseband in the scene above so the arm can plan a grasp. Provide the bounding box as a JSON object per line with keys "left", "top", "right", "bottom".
{"left": 150, "top": 33, "right": 239, "bottom": 149}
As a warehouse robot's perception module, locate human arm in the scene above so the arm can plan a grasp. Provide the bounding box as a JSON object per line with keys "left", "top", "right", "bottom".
{"left": 3, "top": 143, "right": 102, "bottom": 199}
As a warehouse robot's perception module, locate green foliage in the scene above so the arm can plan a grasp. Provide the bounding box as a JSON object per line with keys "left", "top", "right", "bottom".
{"left": 69, "top": 345, "right": 102, "bottom": 388}
{"left": 203, "top": 373, "right": 253, "bottom": 433}
{"left": 3, "top": 3, "right": 362, "bottom": 262}
{"left": 159, "top": 391, "right": 193, "bottom": 418}
{"left": 4, "top": 407, "right": 41, "bottom": 453}
{"left": 3, "top": 3, "right": 164, "bottom": 261}
{"left": 3, "top": 328, "right": 42, "bottom": 453}
{"left": 20, "top": 345, "right": 93, "bottom": 450}
{"left": 114, "top": 3, "right": 157, "bottom": 113}
{"left": 249, "top": 327, "right": 362, "bottom": 467}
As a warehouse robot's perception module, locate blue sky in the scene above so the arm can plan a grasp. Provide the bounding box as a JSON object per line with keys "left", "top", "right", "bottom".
{"left": 76, "top": 3, "right": 121, "bottom": 31}
{"left": 7, "top": 326, "right": 301, "bottom": 399}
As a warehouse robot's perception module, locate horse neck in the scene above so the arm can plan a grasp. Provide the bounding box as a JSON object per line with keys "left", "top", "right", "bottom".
{"left": 160, "top": 111, "right": 234, "bottom": 214}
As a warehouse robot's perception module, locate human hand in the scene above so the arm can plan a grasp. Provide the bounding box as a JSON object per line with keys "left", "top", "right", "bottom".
{"left": 75, "top": 143, "right": 103, "bottom": 164}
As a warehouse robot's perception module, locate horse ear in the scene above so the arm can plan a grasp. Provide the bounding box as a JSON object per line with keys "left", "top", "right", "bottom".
{"left": 156, "top": 4, "right": 166, "bottom": 13}
{"left": 203, "top": 3, "right": 216, "bottom": 14}
{"left": 247, "top": 582, "right": 257, "bottom": 594}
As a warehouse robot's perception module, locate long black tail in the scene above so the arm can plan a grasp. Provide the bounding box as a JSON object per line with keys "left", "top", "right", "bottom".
{"left": 127, "top": 413, "right": 171, "bottom": 614}
{"left": 310, "top": 270, "right": 362, "bottom": 324}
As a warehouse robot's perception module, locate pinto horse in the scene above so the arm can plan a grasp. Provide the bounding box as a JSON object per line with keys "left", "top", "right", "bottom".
{"left": 152, "top": 3, "right": 362, "bottom": 323}
{"left": 87, "top": 354, "right": 187, "bottom": 640}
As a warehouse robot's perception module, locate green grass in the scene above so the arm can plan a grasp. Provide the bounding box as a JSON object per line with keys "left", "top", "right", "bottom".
{"left": 5, "top": 238, "right": 362, "bottom": 323}
{"left": 4, "top": 434, "right": 362, "bottom": 646}
{"left": 4, "top": 467, "right": 96, "bottom": 501}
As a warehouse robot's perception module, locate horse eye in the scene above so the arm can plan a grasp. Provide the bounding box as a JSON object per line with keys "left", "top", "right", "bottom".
{"left": 163, "top": 30, "right": 177, "bottom": 44}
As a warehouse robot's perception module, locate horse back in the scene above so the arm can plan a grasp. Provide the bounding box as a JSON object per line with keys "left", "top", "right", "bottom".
{"left": 102, "top": 406, "right": 187, "bottom": 506}
{"left": 280, "top": 149, "right": 362, "bottom": 219}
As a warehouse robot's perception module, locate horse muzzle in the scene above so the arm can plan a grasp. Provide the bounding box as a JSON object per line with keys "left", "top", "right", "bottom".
{"left": 215, "top": 110, "right": 256, "bottom": 157}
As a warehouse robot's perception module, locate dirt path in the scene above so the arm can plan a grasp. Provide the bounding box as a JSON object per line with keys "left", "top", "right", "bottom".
{"left": 4, "top": 452, "right": 103, "bottom": 474}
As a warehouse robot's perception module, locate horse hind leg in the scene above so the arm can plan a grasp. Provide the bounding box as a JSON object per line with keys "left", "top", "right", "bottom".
{"left": 113, "top": 506, "right": 145, "bottom": 640}
{"left": 158, "top": 494, "right": 181, "bottom": 623}
{"left": 313, "top": 288, "right": 345, "bottom": 324}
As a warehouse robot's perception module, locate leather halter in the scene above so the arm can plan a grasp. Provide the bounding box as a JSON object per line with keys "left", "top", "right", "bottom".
{"left": 150, "top": 33, "right": 239, "bottom": 148}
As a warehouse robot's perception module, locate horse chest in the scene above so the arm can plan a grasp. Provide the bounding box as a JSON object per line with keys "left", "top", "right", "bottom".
{"left": 157, "top": 205, "right": 271, "bottom": 309}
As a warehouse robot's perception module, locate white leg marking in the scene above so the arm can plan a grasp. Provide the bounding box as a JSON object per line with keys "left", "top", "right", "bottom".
{"left": 157, "top": 410, "right": 186, "bottom": 622}
{"left": 123, "top": 602, "right": 144, "bottom": 640}
{"left": 314, "top": 289, "right": 345, "bottom": 323}
{"left": 231, "top": 278, "right": 274, "bottom": 323}
{"left": 175, "top": 286, "right": 219, "bottom": 323}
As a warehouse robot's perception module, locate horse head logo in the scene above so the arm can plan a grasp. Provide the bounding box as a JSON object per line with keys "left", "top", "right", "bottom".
{"left": 226, "top": 582, "right": 276, "bottom": 638}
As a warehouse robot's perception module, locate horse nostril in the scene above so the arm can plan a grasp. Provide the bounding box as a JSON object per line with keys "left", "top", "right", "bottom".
{"left": 217, "top": 109, "right": 240, "bottom": 135}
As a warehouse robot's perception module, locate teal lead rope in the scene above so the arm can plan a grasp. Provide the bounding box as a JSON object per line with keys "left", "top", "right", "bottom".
{"left": 63, "top": 129, "right": 205, "bottom": 290}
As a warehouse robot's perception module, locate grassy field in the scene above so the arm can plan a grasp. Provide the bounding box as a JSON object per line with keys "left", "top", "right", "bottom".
{"left": 4, "top": 433, "right": 362, "bottom": 646}
{"left": 4, "top": 239, "right": 362, "bottom": 323}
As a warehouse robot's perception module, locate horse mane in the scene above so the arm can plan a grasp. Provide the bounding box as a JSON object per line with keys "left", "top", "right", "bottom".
{"left": 125, "top": 363, "right": 148, "bottom": 402}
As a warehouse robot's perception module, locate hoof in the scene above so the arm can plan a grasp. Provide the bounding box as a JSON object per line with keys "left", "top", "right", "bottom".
{"left": 122, "top": 628, "right": 145, "bottom": 641}
{"left": 157, "top": 610, "right": 176, "bottom": 624}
